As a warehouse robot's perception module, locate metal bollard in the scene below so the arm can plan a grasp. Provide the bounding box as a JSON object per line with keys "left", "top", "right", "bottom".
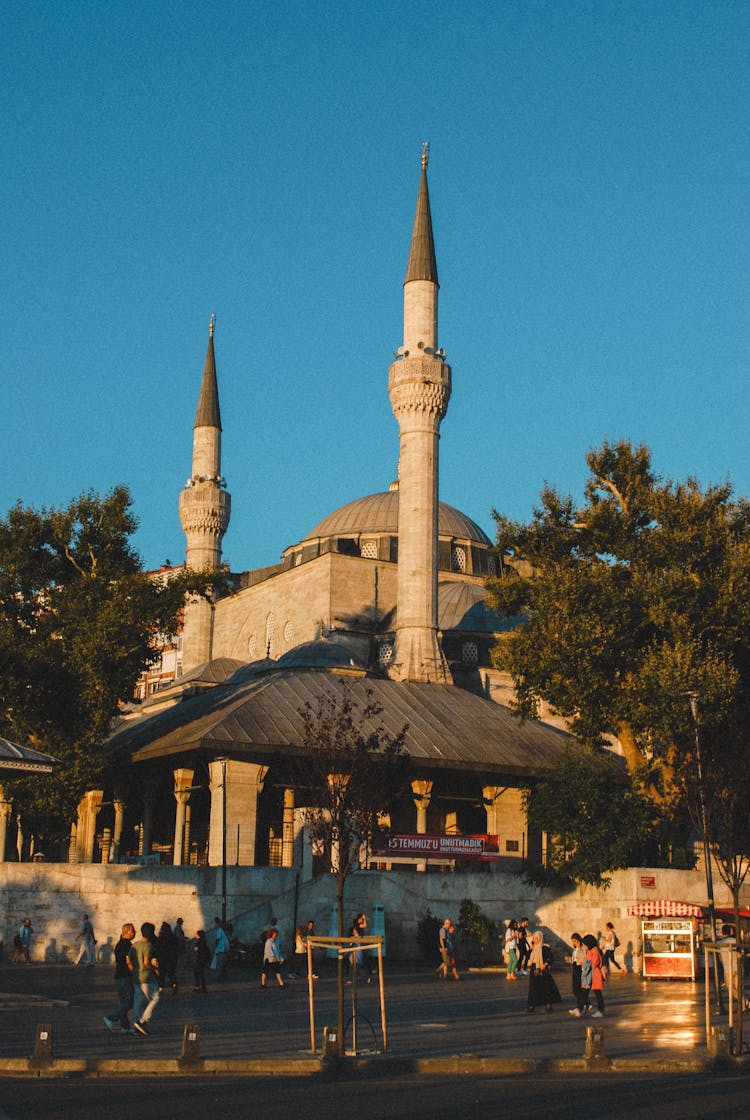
{"left": 709, "top": 1024, "right": 730, "bottom": 1059}
{"left": 179, "top": 1022, "right": 202, "bottom": 1066}
{"left": 321, "top": 1025, "right": 339, "bottom": 1061}
{"left": 584, "top": 1024, "right": 605, "bottom": 1060}
{"left": 31, "top": 1023, "right": 53, "bottom": 1066}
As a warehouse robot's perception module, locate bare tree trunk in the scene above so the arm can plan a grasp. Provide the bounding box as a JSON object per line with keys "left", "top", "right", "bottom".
{"left": 337, "top": 875, "right": 344, "bottom": 1057}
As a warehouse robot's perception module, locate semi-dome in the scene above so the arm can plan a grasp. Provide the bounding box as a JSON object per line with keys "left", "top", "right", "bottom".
{"left": 303, "top": 491, "right": 491, "bottom": 546}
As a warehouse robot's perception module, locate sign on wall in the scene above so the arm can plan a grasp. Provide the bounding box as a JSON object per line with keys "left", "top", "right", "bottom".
{"left": 374, "top": 834, "right": 500, "bottom": 861}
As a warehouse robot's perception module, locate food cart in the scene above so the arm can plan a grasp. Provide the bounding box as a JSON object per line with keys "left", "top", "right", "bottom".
{"left": 628, "top": 900, "right": 704, "bottom": 980}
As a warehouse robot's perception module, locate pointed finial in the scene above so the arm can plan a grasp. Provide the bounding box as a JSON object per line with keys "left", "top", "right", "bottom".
{"left": 421, "top": 141, "right": 429, "bottom": 170}
{"left": 209, "top": 312, "right": 216, "bottom": 338}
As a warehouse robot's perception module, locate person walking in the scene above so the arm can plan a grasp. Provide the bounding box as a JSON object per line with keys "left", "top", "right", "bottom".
{"left": 600, "top": 922, "right": 624, "bottom": 973}
{"left": 73, "top": 913, "right": 97, "bottom": 967}
{"left": 103, "top": 922, "right": 137, "bottom": 1034}
{"left": 565, "top": 932, "right": 588, "bottom": 1016}
{"left": 132, "top": 922, "right": 161, "bottom": 1036}
{"left": 173, "top": 917, "right": 187, "bottom": 975}
{"left": 210, "top": 917, "right": 230, "bottom": 981}
{"left": 304, "top": 919, "right": 319, "bottom": 980}
{"left": 349, "top": 913, "right": 376, "bottom": 984}
{"left": 517, "top": 918, "right": 531, "bottom": 974}
{"left": 525, "top": 931, "right": 561, "bottom": 1013}
{"left": 192, "top": 930, "right": 210, "bottom": 992}
{"left": 156, "top": 921, "right": 179, "bottom": 993}
{"left": 290, "top": 925, "right": 307, "bottom": 979}
{"left": 436, "top": 918, "right": 460, "bottom": 981}
{"left": 261, "top": 928, "right": 285, "bottom": 988}
{"left": 504, "top": 920, "right": 519, "bottom": 980}
{"left": 12, "top": 919, "right": 33, "bottom": 965}
{"left": 581, "top": 933, "right": 606, "bottom": 1017}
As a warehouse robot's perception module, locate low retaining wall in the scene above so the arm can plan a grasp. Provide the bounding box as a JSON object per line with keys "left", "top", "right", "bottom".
{"left": 0, "top": 863, "right": 743, "bottom": 966}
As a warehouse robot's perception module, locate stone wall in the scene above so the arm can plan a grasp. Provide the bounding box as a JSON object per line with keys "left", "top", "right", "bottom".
{"left": 1, "top": 862, "right": 745, "bottom": 967}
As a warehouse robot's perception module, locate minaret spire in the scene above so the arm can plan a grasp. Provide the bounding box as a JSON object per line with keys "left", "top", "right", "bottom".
{"left": 194, "top": 313, "right": 222, "bottom": 429}
{"left": 405, "top": 142, "right": 438, "bottom": 286}
{"left": 387, "top": 149, "right": 451, "bottom": 683}
{"left": 178, "top": 317, "right": 231, "bottom": 671}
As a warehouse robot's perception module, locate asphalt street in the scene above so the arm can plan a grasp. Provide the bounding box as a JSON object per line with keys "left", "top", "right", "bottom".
{"left": 0, "top": 956, "right": 721, "bottom": 1064}
{"left": 1, "top": 1072, "right": 750, "bottom": 1120}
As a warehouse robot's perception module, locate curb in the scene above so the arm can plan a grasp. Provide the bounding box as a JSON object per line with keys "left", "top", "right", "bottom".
{"left": 0, "top": 1053, "right": 746, "bottom": 1079}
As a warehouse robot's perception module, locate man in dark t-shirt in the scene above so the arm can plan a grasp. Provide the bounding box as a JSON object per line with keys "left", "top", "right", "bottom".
{"left": 103, "top": 922, "right": 137, "bottom": 1034}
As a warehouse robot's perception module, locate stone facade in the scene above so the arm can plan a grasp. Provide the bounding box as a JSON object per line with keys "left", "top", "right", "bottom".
{"left": 2, "top": 862, "right": 745, "bottom": 968}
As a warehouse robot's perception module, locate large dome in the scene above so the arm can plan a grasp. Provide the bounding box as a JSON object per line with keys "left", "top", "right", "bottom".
{"left": 303, "top": 491, "right": 491, "bottom": 546}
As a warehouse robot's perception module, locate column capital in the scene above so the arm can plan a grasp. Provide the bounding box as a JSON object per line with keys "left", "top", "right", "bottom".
{"left": 411, "top": 778, "right": 433, "bottom": 808}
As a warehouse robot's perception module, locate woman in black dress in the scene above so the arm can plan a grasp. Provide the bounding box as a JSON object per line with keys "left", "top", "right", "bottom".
{"left": 526, "top": 931, "right": 561, "bottom": 1013}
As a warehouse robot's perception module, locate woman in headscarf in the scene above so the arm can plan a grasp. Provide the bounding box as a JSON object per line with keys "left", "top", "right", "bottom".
{"left": 581, "top": 933, "right": 606, "bottom": 1017}
{"left": 525, "top": 931, "right": 561, "bottom": 1013}
{"left": 565, "top": 933, "right": 587, "bottom": 1016}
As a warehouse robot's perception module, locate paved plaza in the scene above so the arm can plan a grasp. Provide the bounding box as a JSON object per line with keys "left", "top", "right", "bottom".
{"left": 0, "top": 956, "right": 742, "bottom": 1073}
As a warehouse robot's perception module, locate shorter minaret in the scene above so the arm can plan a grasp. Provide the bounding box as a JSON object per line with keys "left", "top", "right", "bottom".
{"left": 388, "top": 146, "right": 451, "bottom": 683}
{"left": 178, "top": 315, "right": 231, "bottom": 670}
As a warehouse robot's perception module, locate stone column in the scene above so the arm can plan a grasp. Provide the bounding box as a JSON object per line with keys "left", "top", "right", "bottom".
{"left": 208, "top": 759, "right": 268, "bottom": 866}
{"left": 281, "top": 787, "right": 295, "bottom": 868}
{"left": 141, "top": 789, "right": 155, "bottom": 859}
{"left": 172, "top": 768, "right": 195, "bottom": 866}
{"left": 411, "top": 779, "right": 433, "bottom": 872}
{"left": 15, "top": 814, "right": 24, "bottom": 862}
{"left": 100, "top": 828, "right": 112, "bottom": 863}
{"left": 0, "top": 797, "right": 12, "bottom": 862}
{"left": 75, "top": 790, "right": 103, "bottom": 863}
{"left": 444, "top": 810, "right": 458, "bottom": 835}
{"left": 110, "top": 798, "right": 126, "bottom": 863}
{"left": 411, "top": 779, "right": 433, "bottom": 834}
{"left": 68, "top": 820, "right": 78, "bottom": 863}
{"left": 482, "top": 785, "right": 503, "bottom": 837}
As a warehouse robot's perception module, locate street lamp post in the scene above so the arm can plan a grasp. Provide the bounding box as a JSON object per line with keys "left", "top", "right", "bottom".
{"left": 216, "top": 756, "right": 228, "bottom": 929}
{"left": 686, "top": 693, "right": 723, "bottom": 1014}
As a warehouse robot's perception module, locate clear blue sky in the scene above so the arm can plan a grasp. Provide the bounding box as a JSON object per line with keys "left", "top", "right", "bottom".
{"left": 3, "top": 1, "right": 748, "bottom": 573}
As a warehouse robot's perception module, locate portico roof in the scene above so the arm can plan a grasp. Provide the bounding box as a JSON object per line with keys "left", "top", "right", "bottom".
{"left": 0, "top": 737, "right": 59, "bottom": 774}
{"left": 107, "top": 668, "right": 575, "bottom": 779}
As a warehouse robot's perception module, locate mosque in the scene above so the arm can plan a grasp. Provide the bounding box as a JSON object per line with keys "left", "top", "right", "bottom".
{"left": 100, "top": 151, "right": 574, "bottom": 873}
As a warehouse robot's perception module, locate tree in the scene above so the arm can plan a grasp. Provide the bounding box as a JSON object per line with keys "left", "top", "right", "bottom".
{"left": 522, "top": 749, "right": 654, "bottom": 887}
{"left": 487, "top": 441, "right": 750, "bottom": 836}
{"left": 682, "top": 695, "right": 750, "bottom": 928}
{"left": 294, "top": 684, "right": 407, "bottom": 1055}
{"left": 0, "top": 486, "right": 217, "bottom": 848}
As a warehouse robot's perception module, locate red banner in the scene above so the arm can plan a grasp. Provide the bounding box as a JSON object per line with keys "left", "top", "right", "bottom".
{"left": 375, "top": 834, "right": 500, "bottom": 861}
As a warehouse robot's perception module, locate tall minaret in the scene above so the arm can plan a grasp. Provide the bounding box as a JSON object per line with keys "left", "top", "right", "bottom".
{"left": 178, "top": 315, "right": 231, "bottom": 670}
{"left": 388, "top": 145, "right": 451, "bottom": 683}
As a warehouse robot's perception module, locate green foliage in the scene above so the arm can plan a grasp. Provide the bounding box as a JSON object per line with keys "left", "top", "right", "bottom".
{"left": 488, "top": 441, "right": 750, "bottom": 784}
{"left": 0, "top": 486, "right": 218, "bottom": 845}
{"left": 416, "top": 909, "right": 442, "bottom": 961}
{"left": 457, "top": 898, "right": 497, "bottom": 964}
{"left": 523, "top": 750, "right": 654, "bottom": 887}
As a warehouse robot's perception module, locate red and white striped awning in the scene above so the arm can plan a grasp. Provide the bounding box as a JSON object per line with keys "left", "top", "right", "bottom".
{"left": 628, "top": 900, "right": 704, "bottom": 918}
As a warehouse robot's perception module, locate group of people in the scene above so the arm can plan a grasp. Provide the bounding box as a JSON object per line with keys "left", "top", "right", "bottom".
{"left": 262, "top": 911, "right": 379, "bottom": 989}
{"left": 502, "top": 918, "right": 624, "bottom": 1017}
{"left": 102, "top": 915, "right": 229, "bottom": 1037}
